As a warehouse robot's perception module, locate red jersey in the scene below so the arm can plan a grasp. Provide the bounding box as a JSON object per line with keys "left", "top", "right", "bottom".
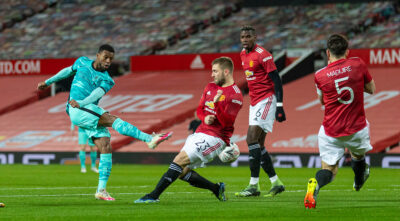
{"left": 196, "top": 83, "right": 243, "bottom": 144}
{"left": 315, "top": 57, "right": 373, "bottom": 137}
{"left": 240, "top": 44, "right": 277, "bottom": 106}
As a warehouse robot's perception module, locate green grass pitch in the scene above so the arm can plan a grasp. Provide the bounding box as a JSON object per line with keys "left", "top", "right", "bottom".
{"left": 0, "top": 164, "right": 399, "bottom": 220}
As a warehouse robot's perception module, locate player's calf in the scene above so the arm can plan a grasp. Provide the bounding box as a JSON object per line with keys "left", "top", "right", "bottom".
{"left": 353, "top": 164, "right": 370, "bottom": 191}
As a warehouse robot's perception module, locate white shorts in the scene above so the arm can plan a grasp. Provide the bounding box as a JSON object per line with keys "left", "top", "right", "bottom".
{"left": 181, "top": 133, "right": 226, "bottom": 169}
{"left": 249, "top": 95, "right": 276, "bottom": 133}
{"left": 318, "top": 124, "right": 373, "bottom": 165}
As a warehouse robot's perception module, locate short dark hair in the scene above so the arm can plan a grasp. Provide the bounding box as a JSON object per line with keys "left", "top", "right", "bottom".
{"left": 240, "top": 25, "right": 255, "bottom": 34}
{"left": 98, "top": 44, "right": 115, "bottom": 53}
{"left": 212, "top": 57, "right": 234, "bottom": 73}
{"left": 327, "top": 34, "right": 348, "bottom": 57}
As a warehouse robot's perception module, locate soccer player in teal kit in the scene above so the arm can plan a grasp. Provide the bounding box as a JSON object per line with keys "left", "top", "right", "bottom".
{"left": 38, "top": 44, "right": 172, "bottom": 201}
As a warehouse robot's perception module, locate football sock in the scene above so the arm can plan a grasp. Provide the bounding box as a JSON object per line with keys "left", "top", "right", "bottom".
{"left": 149, "top": 162, "right": 182, "bottom": 199}
{"left": 248, "top": 143, "right": 261, "bottom": 179}
{"left": 97, "top": 153, "right": 112, "bottom": 192}
{"left": 260, "top": 148, "right": 277, "bottom": 178}
{"left": 269, "top": 175, "right": 278, "bottom": 184}
{"left": 250, "top": 177, "right": 259, "bottom": 185}
{"left": 90, "top": 151, "right": 97, "bottom": 168}
{"left": 79, "top": 150, "right": 86, "bottom": 168}
{"left": 351, "top": 157, "right": 366, "bottom": 186}
{"left": 112, "top": 118, "right": 152, "bottom": 142}
{"left": 315, "top": 169, "right": 333, "bottom": 196}
{"left": 181, "top": 170, "right": 219, "bottom": 194}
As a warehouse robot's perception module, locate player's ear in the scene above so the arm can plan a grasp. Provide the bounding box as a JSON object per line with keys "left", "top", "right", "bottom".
{"left": 326, "top": 49, "right": 330, "bottom": 59}
{"left": 345, "top": 49, "right": 349, "bottom": 58}
{"left": 224, "top": 68, "right": 230, "bottom": 76}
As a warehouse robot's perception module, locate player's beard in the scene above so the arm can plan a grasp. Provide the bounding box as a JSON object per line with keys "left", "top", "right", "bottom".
{"left": 215, "top": 77, "right": 225, "bottom": 86}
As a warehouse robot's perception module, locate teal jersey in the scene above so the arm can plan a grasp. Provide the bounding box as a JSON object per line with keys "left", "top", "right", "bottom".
{"left": 69, "top": 57, "right": 115, "bottom": 105}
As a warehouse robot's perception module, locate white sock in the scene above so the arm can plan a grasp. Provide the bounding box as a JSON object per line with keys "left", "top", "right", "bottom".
{"left": 269, "top": 175, "right": 278, "bottom": 183}
{"left": 250, "top": 177, "right": 259, "bottom": 185}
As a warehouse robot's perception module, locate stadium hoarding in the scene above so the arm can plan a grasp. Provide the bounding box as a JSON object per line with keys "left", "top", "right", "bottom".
{"left": 0, "top": 58, "right": 75, "bottom": 76}
{"left": 130, "top": 52, "right": 242, "bottom": 71}
{"left": 0, "top": 151, "right": 399, "bottom": 168}
{"left": 349, "top": 48, "right": 400, "bottom": 67}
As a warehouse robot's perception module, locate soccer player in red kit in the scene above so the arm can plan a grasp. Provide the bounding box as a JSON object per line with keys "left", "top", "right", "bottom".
{"left": 236, "top": 26, "right": 286, "bottom": 197}
{"left": 135, "top": 57, "right": 243, "bottom": 203}
{"left": 304, "top": 34, "right": 376, "bottom": 209}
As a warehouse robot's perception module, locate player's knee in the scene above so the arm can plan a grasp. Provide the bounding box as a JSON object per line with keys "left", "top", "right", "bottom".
{"left": 79, "top": 145, "right": 86, "bottom": 151}
{"left": 98, "top": 113, "right": 118, "bottom": 127}
{"left": 350, "top": 152, "right": 364, "bottom": 160}
{"left": 179, "top": 167, "right": 191, "bottom": 179}
{"left": 93, "top": 137, "right": 111, "bottom": 153}
{"left": 246, "top": 135, "right": 258, "bottom": 145}
{"left": 173, "top": 152, "right": 190, "bottom": 168}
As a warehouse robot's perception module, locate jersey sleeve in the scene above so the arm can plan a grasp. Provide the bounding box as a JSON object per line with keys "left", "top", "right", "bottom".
{"left": 99, "top": 77, "right": 115, "bottom": 93}
{"left": 71, "top": 57, "right": 87, "bottom": 72}
{"left": 196, "top": 85, "right": 209, "bottom": 122}
{"left": 360, "top": 59, "right": 373, "bottom": 84}
{"left": 259, "top": 51, "right": 277, "bottom": 74}
{"left": 214, "top": 93, "right": 243, "bottom": 128}
{"left": 314, "top": 75, "right": 322, "bottom": 95}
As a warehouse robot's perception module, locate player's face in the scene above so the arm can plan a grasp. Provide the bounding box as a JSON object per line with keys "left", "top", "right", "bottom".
{"left": 211, "top": 64, "right": 226, "bottom": 86}
{"left": 240, "top": 31, "right": 256, "bottom": 51}
{"left": 96, "top": 50, "right": 114, "bottom": 71}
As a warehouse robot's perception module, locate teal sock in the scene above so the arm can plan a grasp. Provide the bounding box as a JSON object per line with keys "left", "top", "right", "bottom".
{"left": 79, "top": 151, "right": 86, "bottom": 168}
{"left": 112, "top": 118, "right": 152, "bottom": 142}
{"left": 97, "top": 153, "right": 112, "bottom": 192}
{"left": 90, "top": 151, "right": 97, "bottom": 168}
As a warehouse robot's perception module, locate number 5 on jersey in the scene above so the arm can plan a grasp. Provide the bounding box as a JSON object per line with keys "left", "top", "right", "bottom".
{"left": 335, "top": 76, "right": 354, "bottom": 104}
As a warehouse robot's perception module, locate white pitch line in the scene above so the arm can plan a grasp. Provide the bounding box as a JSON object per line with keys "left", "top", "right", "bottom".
{"left": 1, "top": 184, "right": 399, "bottom": 191}
{"left": 0, "top": 186, "right": 149, "bottom": 190}
{"left": 1, "top": 189, "right": 398, "bottom": 198}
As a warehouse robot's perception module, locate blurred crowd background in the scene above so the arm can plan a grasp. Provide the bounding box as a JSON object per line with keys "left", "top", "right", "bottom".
{"left": 0, "top": 0, "right": 399, "bottom": 62}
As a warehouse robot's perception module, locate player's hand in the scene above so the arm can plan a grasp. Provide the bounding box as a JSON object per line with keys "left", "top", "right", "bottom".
{"left": 37, "top": 82, "right": 48, "bottom": 90}
{"left": 213, "top": 90, "right": 223, "bottom": 103}
{"left": 276, "top": 106, "right": 286, "bottom": 122}
{"left": 69, "top": 99, "right": 80, "bottom": 108}
{"left": 204, "top": 115, "right": 216, "bottom": 125}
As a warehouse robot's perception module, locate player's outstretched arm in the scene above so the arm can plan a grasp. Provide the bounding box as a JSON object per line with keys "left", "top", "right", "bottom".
{"left": 364, "top": 80, "right": 375, "bottom": 94}
{"left": 268, "top": 70, "right": 286, "bottom": 122}
{"left": 37, "top": 66, "right": 75, "bottom": 90}
{"left": 75, "top": 87, "right": 106, "bottom": 107}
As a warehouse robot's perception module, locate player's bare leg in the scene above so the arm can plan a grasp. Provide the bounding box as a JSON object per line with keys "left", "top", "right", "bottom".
{"left": 305, "top": 162, "right": 337, "bottom": 208}
{"left": 98, "top": 112, "right": 172, "bottom": 149}
{"left": 94, "top": 137, "right": 115, "bottom": 201}
{"left": 350, "top": 152, "right": 369, "bottom": 191}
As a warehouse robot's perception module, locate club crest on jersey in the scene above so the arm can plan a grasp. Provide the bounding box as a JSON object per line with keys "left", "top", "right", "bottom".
{"left": 219, "top": 95, "right": 225, "bottom": 101}
{"left": 245, "top": 70, "right": 254, "bottom": 77}
{"left": 249, "top": 60, "right": 254, "bottom": 67}
{"left": 205, "top": 101, "right": 215, "bottom": 109}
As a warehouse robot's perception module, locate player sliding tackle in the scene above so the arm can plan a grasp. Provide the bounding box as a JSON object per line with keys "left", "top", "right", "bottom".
{"left": 304, "top": 34, "right": 375, "bottom": 209}
{"left": 37, "top": 44, "right": 172, "bottom": 201}
{"left": 135, "top": 57, "right": 243, "bottom": 203}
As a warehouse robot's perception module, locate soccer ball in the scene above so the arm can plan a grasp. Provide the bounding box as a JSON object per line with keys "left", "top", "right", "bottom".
{"left": 218, "top": 142, "right": 240, "bottom": 163}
